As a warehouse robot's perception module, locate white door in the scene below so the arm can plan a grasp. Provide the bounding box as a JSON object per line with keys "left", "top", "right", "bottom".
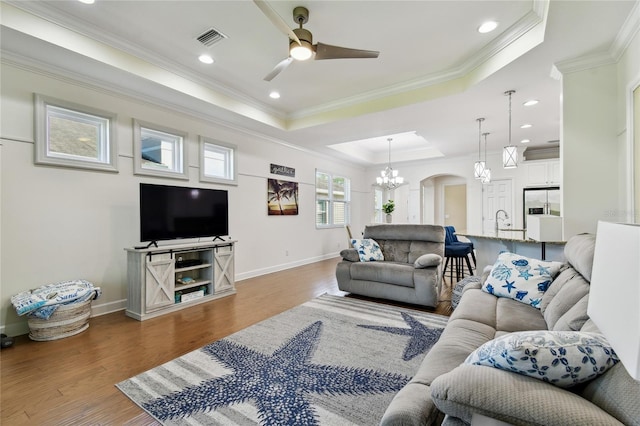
{"left": 483, "top": 179, "right": 513, "bottom": 234}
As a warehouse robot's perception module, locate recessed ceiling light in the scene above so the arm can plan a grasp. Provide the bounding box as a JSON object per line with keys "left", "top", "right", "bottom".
{"left": 198, "top": 54, "right": 214, "bottom": 64}
{"left": 523, "top": 99, "right": 539, "bottom": 106}
{"left": 521, "top": 139, "right": 531, "bottom": 143}
{"left": 269, "top": 91, "right": 280, "bottom": 99}
{"left": 520, "top": 124, "right": 532, "bottom": 129}
{"left": 78, "top": 0, "right": 95, "bottom": 4}
{"left": 478, "top": 21, "right": 498, "bottom": 33}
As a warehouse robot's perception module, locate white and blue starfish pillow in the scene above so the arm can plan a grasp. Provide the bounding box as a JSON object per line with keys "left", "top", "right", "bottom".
{"left": 350, "top": 238, "right": 384, "bottom": 262}
{"left": 465, "top": 330, "right": 619, "bottom": 388}
{"left": 482, "top": 252, "right": 562, "bottom": 308}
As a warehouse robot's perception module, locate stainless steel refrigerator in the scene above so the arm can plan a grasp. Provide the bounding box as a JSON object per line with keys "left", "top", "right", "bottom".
{"left": 523, "top": 186, "right": 561, "bottom": 229}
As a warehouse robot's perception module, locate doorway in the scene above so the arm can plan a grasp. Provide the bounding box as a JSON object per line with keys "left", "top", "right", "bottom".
{"left": 444, "top": 184, "right": 467, "bottom": 231}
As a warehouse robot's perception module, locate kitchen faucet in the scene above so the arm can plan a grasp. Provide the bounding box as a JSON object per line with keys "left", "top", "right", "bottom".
{"left": 495, "top": 209, "right": 509, "bottom": 234}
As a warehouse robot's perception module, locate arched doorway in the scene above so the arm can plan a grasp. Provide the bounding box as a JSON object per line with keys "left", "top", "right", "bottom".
{"left": 421, "top": 174, "right": 468, "bottom": 230}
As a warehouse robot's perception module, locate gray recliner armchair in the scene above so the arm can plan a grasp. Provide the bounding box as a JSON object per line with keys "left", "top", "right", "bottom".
{"left": 336, "top": 224, "right": 445, "bottom": 308}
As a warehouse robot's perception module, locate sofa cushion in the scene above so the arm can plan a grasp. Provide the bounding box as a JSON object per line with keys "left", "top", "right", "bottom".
{"left": 414, "top": 253, "right": 442, "bottom": 268}
{"left": 430, "top": 364, "right": 626, "bottom": 426}
{"left": 563, "top": 233, "right": 596, "bottom": 282}
{"left": 482, "top": 252, "right": 562, "bottom": 309}
{"left": 350, "top": 261, "right": 415, "bottom": 288}
{"left": 465, "top": 330, "right": 619, "bottom": 388}
{"left": 541, "top": 267, "right": 591, "bottom": 330}
{"left": 580, "top": 363, "right": 640, "bottom": 426}
{"left": 350, "top": 238, "right": 384, "bottom": 262}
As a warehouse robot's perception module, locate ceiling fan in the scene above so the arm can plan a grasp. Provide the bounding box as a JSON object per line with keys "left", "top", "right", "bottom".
{"left": 254, "top": 1, "right": 380, "bottom": 81}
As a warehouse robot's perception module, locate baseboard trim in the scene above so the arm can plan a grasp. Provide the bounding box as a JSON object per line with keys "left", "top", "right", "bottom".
{"left": 2, "top": 255, "right": 339, "bottom": 337}
{"left": 90, "top": 299, "right": 127, "bottom": 317}
{"left": 235, "top": 252, "right": 339, "bottom": 282}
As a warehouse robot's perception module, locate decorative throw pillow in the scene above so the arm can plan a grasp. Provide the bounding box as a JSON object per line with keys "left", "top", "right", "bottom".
{"left": 465, "top": 330, "right": 619, "bottom": 388}
{"left": 482, "top": 252, "right": 563, "bottom": 308}
{"left": 350, "top": 238, "right": 384, "bottom": 262}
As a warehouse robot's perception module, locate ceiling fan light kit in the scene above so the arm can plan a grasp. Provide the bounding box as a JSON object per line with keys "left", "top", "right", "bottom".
{"left": 289, "top": 28, "right": 313, "bottom": 60}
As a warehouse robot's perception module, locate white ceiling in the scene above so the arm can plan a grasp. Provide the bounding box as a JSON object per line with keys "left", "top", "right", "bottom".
{"left": 1, "top": 0, "right": 637, "bottom": 166}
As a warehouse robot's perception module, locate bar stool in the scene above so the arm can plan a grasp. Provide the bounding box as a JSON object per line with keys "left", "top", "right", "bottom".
{"left": 443, "top": 226, "right": 475, "bottom": 284}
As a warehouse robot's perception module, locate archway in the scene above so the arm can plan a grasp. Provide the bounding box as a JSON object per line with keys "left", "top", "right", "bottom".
{"left": 420, "top": 174, "right": 468, "bottom": 230}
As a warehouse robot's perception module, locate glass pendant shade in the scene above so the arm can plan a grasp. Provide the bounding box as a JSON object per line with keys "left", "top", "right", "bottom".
{"left": 503, "top": 145, "right": 518, "bottom": 169}
{"left": 502, "top": 90, "right": 518, "bottom": 169}
{"left": 482, "top": 168, "right": 491, "bottom": 183}
{"left": 474, "top": 161, "right": 486, "bottom": 179}
{"left": 474, "top": 118, "right": 485, "bottom": 179}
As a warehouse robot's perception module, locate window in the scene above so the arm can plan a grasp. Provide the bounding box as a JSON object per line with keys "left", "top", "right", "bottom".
{"left": 34, "top": 94, "right": 118, "bottom": 172}
{"left": 133, "top": 120, "right": 188, "bottom": 179}
{"left": 199, "top": 137, "right": 237, "bottom": 185}
{"left": 374, "top": 187, "right": 384, "bottom": 223}
{"left": 316, "top": 170, "right": 350, "bottom": 227}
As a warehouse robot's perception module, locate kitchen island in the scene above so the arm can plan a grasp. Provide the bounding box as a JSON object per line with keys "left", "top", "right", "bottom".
{"left": 457, "top": 230, "right": 566, "bottom": 272}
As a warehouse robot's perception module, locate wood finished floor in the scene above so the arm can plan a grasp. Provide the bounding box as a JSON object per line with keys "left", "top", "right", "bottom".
{"left": 0, "top": 257, "right": 455, "bottom": 425}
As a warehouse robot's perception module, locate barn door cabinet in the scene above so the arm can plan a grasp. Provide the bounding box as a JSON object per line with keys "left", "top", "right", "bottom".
{"left": 125, "top": 240, "right": 236, "bottom": 321}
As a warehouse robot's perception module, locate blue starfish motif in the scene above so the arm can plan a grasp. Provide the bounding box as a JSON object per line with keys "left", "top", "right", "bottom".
{"left": 502, "top": 279, "right": 516, "bottom": 293}
{"left": 518, "top": 269, "right": 534, "bottom": 280}
{"left": 142, "top": 321, "right": 410, "bottom": 424}
{"left": 357, "top": 312, "right": 443, "bottom": 361}
{"left": 535, "top": 264, "right": 552, "bottom": 276}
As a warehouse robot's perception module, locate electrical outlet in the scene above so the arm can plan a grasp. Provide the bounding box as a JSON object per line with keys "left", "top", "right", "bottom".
{"left": 285, "top": 250, "right": 289, "bottom": 256}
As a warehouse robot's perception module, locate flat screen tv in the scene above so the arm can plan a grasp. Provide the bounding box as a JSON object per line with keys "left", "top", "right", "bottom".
{"left": 140, "top": 183, "right": 228, "bottom": 243}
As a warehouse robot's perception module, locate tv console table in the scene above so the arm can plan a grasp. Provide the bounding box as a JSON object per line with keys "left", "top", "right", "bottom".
{"left": 125, "top": 240, "right": 236, "bottom": 321}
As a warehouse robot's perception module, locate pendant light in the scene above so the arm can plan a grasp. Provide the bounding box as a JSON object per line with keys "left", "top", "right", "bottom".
{"left": 481, "top": 132, "right": 491, "bottom": 184}
{"left": 503, "top": 90, "right": 518, "bottom": 169}
{"left": 376, "top": 138, "right": 404, "bottom": 189}
{"left": 473, "top": 118, "right": 485, "bottom": 179}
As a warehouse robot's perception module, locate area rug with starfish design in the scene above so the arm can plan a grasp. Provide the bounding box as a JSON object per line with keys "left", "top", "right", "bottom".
{"left": 116, "top": 294, "right": 448, "bottom": 425}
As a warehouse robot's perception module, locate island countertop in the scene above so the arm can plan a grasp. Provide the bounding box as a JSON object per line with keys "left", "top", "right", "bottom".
{"left": 455, "top": 231, "right": 566, "bottom": 270}
{"left": 457, "top": 230, "right": 565, "bottom": 244}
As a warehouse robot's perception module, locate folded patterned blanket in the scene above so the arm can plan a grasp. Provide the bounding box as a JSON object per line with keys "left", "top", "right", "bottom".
{"left": 11, "top": 280, "right": 101, "bottom": 320}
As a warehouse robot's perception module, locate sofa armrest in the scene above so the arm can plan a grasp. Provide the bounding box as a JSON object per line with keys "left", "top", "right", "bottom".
{"left": 431, "top": 365, "right": 624, "bottom": 426}
{"left": 414, "top": 253, "right": 442, "bottom": 269}
{"left": 339, "top": 248, "right": 360, "bottom": 262}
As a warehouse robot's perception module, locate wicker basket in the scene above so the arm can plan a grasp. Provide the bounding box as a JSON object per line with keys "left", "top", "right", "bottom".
{"left": 27, "top": 299, "right": 92, "bottom": 341}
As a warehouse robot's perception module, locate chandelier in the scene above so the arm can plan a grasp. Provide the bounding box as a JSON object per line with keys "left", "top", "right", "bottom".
{"left": 503, "top": 89, "right": 518, "bottom": 169}
{"left": 473, "top": 118, "right": 485, "bottom": 179}
{"left": 376, "top": 138, "right": 404, "bottom": 189}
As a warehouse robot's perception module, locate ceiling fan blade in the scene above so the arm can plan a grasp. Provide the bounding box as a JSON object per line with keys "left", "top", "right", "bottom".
{"left": 253, "top": 0, "right": 301, "bottom": 45}
{"left": 264, "top": 57, "right": 293, "bottom": 81}
{"left": 314, "top": 42, "right": 379, "bottom": 60}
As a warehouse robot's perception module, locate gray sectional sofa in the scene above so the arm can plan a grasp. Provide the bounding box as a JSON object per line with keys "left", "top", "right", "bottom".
{"left": 336, "top": 224, "right": 445, "bottom": 308}
{"left": 381, "top": 233, "right": 640, "bottom": 426}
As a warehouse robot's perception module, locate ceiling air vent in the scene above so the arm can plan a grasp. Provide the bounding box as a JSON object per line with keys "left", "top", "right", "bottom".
{"left": 196, "top": 27, "right": 228, "bottom": 47}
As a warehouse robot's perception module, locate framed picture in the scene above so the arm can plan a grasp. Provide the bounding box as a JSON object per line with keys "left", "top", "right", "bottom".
{"left": 268, "top": 179, "right": 298, "bottom": 215}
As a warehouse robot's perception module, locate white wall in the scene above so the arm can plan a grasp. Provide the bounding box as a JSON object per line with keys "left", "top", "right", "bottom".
{"left": 0, "top": 62, "right": 369, "bottom": 335}
{"left": 560, "top": 24, "right": 640, "bottom": 236}
{"left": 366, "top": 149, "right": 534, "bottom": 233}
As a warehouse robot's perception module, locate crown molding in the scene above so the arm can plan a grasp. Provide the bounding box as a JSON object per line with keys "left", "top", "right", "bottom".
{"left": 554, "top": 51, "right": 617, "bottom": 75}
{"left": 2, "top": 0, "right": 283, "bottom": 121}
{"left": 610, "top": 0, "right": 640, "bottom": 62}
{"left": 555, "top": 1, "right": 639, "bottom": 75}
{"left": 290, "top": 4, "right": 547, "bottom": 121}
{"left": 0, "top": 51, "right": 363, "bottom": 168}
